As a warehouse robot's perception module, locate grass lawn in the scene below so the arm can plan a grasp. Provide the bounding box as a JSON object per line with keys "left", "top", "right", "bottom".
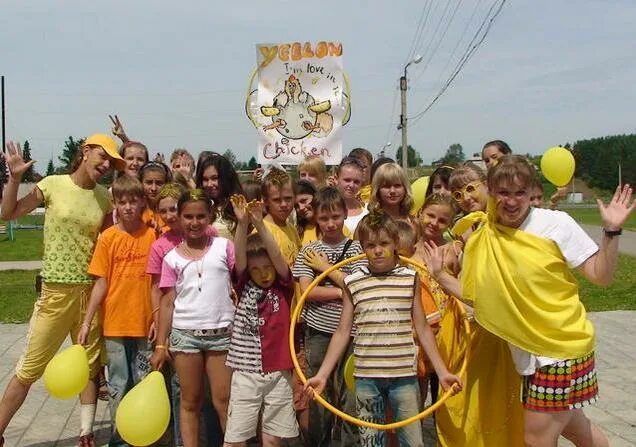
{"left": 0, "top": 270, "right": 38, "bottom": 323}
{"left": 565, "top": 207, "right": 636, "bottom": 231}
{"left": 576, "top": 254, "right": 636, "bottom": 312}
{"left": 0, "top": 230, "right": 44, "bottom": 261}
{"left": 0, "top": 255, "right": 634, "bottom": 323}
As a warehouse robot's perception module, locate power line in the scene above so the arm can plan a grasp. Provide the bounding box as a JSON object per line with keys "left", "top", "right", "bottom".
{"left": 409, "top": 0, "right": 507, "bottom": 125}
{"left": 411, "top": 0, "right": 466, "bottom": 86}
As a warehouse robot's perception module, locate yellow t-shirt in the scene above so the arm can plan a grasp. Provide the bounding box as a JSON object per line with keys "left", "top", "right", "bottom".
{"left": 261, "top": 215, "right": 302, "bottom": 267}
{"left": 88, "top": 225, "right": 156, "bottom": 337}
{"left": 358, "top": 184, "right": 371, "bottom": 204}
{"left": 37, "top": 175, "right": 112, "bottom": 283}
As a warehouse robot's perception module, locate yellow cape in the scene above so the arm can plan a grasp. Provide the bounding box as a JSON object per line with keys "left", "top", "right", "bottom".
{"left": 453, "top": 205, "right": 594, "bottom": 359}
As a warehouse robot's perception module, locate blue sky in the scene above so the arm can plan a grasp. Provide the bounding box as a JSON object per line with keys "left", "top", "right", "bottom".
{"left": 1, "top": 0, "right": 635, "bottom": 170}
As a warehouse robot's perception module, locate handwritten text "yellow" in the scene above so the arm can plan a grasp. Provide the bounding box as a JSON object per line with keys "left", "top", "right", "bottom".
{"left": 259, "top": 42, "right": 343, "bottom": 68}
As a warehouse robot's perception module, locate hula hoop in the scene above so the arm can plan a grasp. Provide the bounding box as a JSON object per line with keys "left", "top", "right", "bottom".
{"left": 289, "top": 254, "right": 472, "bottom": 430}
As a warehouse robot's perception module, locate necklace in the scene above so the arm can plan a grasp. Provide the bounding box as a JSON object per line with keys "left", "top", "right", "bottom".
{"left": 180, "top": 237, "right": 210, "bottom": 293}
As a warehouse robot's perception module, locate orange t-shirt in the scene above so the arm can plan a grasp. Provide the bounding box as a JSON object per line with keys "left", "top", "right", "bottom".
{"left": 142, "top": 208, "right": 169, "bottom": 234}
{"left": 88, "top": 224, "right": 156, "bottom": 337}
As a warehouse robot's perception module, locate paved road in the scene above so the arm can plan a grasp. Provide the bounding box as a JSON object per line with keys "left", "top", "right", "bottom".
{"left": 0, "top": 312, "right": 634, "bottom": 446}
{"left": 0, "top": 261, "right": 42, "bottom": 271}
{"left": 580, "top": 224, "right": 636, "bottom": 257}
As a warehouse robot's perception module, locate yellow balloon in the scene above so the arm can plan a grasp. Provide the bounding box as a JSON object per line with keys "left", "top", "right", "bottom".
{"left": 116, "top": 371, "right": 170, "bottom": 446}
{"left": 410, "top": 176, "right": 430, "bottom": 214}
{"left": 43, "top": 344, "right": 89, "bottom": 400}
{"left": 344, "top": 354, "right": 355, "bottom": 392}
{"left": 540, "top": 146, "right": 575, "bottom": 187}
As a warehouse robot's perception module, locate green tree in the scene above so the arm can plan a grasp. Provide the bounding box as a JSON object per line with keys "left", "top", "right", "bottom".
{"left": 247, "top": 156, "right": 258, "bottom": 170}
{"left": 395, "top": 145, "right": 423, "bottom": 168}
{"left": 58, "top": 136, "right": 85, "bottom": 172}
{"left": 572, "top": 134, "right": 635, "bottom": 190}
{"left": 21, "top": 140, "right": 36, "bottom": 182}
{"left": 46, "top": 159, "right": 55, "bottom": 176}
{"left": 222, "top": 149, "right": 238, "bottom": 168}
{"left": 439, "top": 143, "right": 465, "bottom": 165}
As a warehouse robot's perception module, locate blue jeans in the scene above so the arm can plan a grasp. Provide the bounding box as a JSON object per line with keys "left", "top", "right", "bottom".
{"left": 104, "top": 337, "right": 152, "bottom": 447}
{"left": 305, "top": 326, "right": 358, "bottom": 446}
{"left": 355, "top": 377, "right": 424, "bottom": 447}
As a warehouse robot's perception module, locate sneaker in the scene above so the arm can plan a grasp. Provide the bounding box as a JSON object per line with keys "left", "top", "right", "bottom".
{"left": 78, "top": 433, "right": 95, "bottom": 447}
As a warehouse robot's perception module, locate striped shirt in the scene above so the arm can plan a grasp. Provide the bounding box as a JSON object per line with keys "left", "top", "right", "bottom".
{"left": 345, "top": 265, "right": 418, "bottom": 378}
{"left": 292, "top": 238, "right": 366, "bottom": 334}
{"left": 225, "top": 271, "right": 294, "bottom": 373}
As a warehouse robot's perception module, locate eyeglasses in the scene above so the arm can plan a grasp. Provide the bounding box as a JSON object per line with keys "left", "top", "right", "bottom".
{"left": 452, "top": 181, "right": 484, "bottom": 202}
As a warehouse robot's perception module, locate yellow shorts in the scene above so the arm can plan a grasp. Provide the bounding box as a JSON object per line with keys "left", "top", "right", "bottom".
{"left": 15, "top": 282, "right": 103, "bottom": 384}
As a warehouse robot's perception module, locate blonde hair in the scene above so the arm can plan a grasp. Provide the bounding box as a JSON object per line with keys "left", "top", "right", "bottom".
{"left": 448, "top": 162, "right": 486, "bottom": 191}
{"left": 112, "top": 175, "right": 144, "bottom": 200}
{"left": 369, "top": 163, "right": 414, "bottom": 216}
{"left": 298, "top": 156, "right": 327, "bottom": 186}
{"left": 261, "top": 167, "right": 292, "bottom": 198}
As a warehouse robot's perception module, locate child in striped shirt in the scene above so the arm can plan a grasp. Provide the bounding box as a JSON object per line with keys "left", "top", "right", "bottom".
{"left": 305, "top": 211, "right": 462, "bottom": 447}
{"left": 224, "top": 195, "right": 298, "bottom": 446}
{"left": 293, "top": 186, "right": 366, "bottom": 446}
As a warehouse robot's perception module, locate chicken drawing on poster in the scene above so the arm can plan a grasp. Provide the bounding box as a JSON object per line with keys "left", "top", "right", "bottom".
{"left": 249, "top": 41, "right": 350, "bottom": 165}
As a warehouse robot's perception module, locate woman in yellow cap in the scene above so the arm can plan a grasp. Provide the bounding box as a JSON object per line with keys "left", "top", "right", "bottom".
{"left": 0, "top": 134, "right": 125, "bottom": 447}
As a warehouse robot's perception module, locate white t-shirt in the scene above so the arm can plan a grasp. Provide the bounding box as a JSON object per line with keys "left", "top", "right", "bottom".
{"left": 507, "top": 207, "right": 598, "bottom": 375}
{"left": 160, "top": 237, "right": 236, "bottom": 330}
{"left": 344, "top": 207, "right": 369, "bottom": 235}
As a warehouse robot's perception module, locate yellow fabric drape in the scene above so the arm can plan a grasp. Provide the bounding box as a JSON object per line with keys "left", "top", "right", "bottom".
{"left": 435, "top": 302, "right": 525, "bottom": 446}
{"left": 453, "top": 206, "right": 595, "bottom": 360}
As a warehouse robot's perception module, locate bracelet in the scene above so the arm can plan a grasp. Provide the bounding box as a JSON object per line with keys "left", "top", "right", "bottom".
{"left": 603, "top": 228, "right": 622, "bottom": 238}
{"left": 151, "top": 307, "right": 160, "bottom": 315}
{"left": 81, "top": 322, "right": 91, "bottom": 328}
{"left": 154, "top": 345, "right": 168, "bottom": 351}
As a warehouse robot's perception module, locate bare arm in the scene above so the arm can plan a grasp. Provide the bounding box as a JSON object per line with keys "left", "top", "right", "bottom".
{"left": 299, "top": 276, "right": 343, "bottom": 302}
{"left": 578, "top": 185, "right": 634, "bottom": 286}
{"left": 77, "top": 277, "right": 108, "bottom": 345}
{"left": 304, "top": 287, "right": 354, "bottom": 396}
{"left": 150, "top": 287, "right": 176, "bottom": 370}
{"left": 249, "top": 201, "right": 290, "bottom": 280}
{"left": 1, "top": 142, "right": 42, "bottom": 221}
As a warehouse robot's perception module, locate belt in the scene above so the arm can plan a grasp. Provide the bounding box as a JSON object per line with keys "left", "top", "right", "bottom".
{"left": 183, "top": 326, "right": 231, "bottom": 337}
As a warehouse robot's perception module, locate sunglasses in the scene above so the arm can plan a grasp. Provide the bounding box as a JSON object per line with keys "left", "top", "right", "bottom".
{"left": 452, "top": 181, "right": 484, "bottom": 202}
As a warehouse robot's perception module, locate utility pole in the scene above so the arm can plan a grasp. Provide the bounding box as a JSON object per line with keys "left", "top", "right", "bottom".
{"left": 1, "top": 75, "right": 6, "bottom": 184}
{"left": 400, "top": 75, "right": 408, "bottom": 170}
{"left": 399, "top": 55, "right": 422, "bottom": 171}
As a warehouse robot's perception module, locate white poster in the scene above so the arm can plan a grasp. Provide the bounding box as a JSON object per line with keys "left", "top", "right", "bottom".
{"left": 252, "top": 41, "right": 349, "bottom": 165}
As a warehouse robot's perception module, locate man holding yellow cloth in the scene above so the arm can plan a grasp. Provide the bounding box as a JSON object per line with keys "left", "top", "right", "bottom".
{"left": 455, "top": 155, "right": 634, "bottom": 446}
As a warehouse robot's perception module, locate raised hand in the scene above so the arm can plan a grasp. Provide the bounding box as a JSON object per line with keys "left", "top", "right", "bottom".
{"left": 597, "top": 184, "right": 635, "bottom": 231}
{"left": 246, "top": 200, "right": 265, "bottom": 222}
{"left": 230, "top": 194, "right": 249, "bottom": 224}
{"left": 304, "top": 248, "right": 331, "bottom": 272}
{"left": 422, "top": 240, "right": 445, "bottom": 276}
{"left": 3, "top": 141, "right": 35, "bottom": 180}
{"left": 109, "top": 114, "right": 129, "bottom": 142}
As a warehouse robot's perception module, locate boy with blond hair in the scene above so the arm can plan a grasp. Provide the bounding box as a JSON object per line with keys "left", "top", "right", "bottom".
{"left": 78, "top": 175, "right": 156, "bottom": 447}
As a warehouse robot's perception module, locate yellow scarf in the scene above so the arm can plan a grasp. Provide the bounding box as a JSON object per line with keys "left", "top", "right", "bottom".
{"left": 453, "top": 202, "right": 594, "bottom": 359}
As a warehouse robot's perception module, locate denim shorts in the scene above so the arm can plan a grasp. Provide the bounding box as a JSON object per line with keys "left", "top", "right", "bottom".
{"left": 169, "top": 327, "right": 231, "bottom": 354}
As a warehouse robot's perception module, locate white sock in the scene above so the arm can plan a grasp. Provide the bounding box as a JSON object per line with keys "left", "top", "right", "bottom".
{"left": 80, "top": 404, "right": 97, "bottom": 436}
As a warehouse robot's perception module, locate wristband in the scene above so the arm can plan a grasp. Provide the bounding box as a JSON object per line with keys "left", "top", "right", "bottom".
{"left": 154, "top": 345, "right": 168, "bottom": 351}
{"left": 603, "top": 228, "right": 622, "bottom": 238}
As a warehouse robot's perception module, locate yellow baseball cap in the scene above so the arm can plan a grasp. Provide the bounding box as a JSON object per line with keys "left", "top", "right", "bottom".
{"left": 83, "top": 134, "right": 126, "bottom": 171}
